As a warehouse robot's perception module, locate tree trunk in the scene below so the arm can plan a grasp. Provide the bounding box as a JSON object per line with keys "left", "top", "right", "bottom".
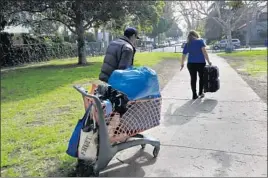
{"left": 227, "top": 30, "right": 232, "bottom": 48}
{"left": 102, "top": 26, "right": 107, "bottom": 52}
{"left": 77, "top": 23, "right": 87, "bottom": 64}
{"left": 245, "top": 12, "right": 251, "bottom": 47}
{"left": 75, "top": 0, "right": 87, "bottom": 65}
{"left": 153, "top": 37, "right": 157, "bottom": 47}
{"left": 251, "top": 9, "right": 258, "bottom": 44}
{"left": 186, "top": 24, "right": 191, "bottom": 35}
{"left": 94, "top": 28, "right": 99, "bottom": 41}
{"left": 157, "top": 34, "right": 160, "bottom": 44}
{"left": 225, "top": 21, "right": 233, "bottom": 53}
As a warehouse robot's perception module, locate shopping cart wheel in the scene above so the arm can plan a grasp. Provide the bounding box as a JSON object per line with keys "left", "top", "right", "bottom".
{"left": 76, "top": 160, "right": 99, "bottom": 177}
{"left": 141, "top": 144, "right": 146, "bottom": 149}
{"left": 153, "top": 146, "right": 160, "bottom": 158}
{"left": 92, "top": 170, "right": 99, "bottom": 177}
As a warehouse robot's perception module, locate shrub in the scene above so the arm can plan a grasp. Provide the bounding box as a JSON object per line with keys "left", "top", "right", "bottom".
{"left": 1, "top": 40, "right": 78, "bottom": 67}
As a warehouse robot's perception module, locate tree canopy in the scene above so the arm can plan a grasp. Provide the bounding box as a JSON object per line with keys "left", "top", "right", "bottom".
{"left": 147, "top": 17, "right": 173, "bottom": 39}
{"left": 106, "top": 1, "right": 165, "bottom": 38}
{"left": 165, "top": 22, "right": 183, "bottom": 39}
{"left": 1, "top": 0, "right": 165, "bottom": 64}
{"left": 146, "top": 1, "right": 175, "bottom": 42}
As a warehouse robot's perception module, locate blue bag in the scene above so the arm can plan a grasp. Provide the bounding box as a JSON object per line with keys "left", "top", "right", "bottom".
{"left": 66, "top": 105, "right": 92, "bottom": 157}
{"left": 108, "top": 66, "right": 160, "bottom": 100}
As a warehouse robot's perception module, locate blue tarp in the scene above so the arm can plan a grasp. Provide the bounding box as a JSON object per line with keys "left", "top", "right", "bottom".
{"left": 108, "top": 67, "right": 161, "bottom": 100}
{"left": 66, "top": 105, "right": 92, "bottom": 157}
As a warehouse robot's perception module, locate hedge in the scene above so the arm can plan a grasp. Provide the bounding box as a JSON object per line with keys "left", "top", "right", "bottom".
{"left": 1, "top": 42, "right": 78, "bottom": 67}
{"left": 0, "top": 32, "right": 79, "bottom": 67}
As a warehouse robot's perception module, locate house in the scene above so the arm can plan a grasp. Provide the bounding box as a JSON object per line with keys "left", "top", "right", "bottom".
{"left": 236, "top": 9, "right": 267, "bottom": 44}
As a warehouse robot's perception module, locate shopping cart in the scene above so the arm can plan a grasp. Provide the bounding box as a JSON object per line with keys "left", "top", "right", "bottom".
{"left": 73, "top": 85, "right": 161, "bottom": 176}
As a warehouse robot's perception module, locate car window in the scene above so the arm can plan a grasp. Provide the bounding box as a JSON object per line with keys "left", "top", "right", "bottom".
{"left": 232, "top": 39, "right": 239, "bottom": 42}
{"left": 220, "top": 40, "right": 226, "bottom": 43}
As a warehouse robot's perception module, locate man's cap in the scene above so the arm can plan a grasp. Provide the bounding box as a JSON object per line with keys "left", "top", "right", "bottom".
{"left": 124, "top": 27, "right": 140, "bottom": 39}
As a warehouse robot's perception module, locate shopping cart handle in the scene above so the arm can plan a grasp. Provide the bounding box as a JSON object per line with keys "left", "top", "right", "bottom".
{"left": 73, "top": 85, "right": 102, "bottom": 106}
{"left": 73, "top": 85, "right": 88, "bottom": 96}
{"left": 73, "top": 85, "right": 111, "bottom": 155}
{"left": 73, "top": 84, "right": 105, "bottom": 119}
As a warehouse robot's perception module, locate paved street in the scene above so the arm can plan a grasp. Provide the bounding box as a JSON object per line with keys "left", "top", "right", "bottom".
{"left": 152, "top": 45, "right": 267, "bottom": 53}
{"left": 101, "top": 53, "right": 267, "bottom": 177}
{"left": 152, "top": 45, "right": 183, "bottom": 53}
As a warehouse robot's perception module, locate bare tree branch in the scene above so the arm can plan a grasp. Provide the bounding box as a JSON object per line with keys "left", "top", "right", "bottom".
{"left": 174, "top": 1, "right": 204, "bottom": 31}
{"left": 231, "top": 1, "right": 267, "bottom": 31}
{"left": 7, "top": 7, "right": 50, "bottom": 16}
{"left": 190, "top": 7, "right": 209, "bottom": 16}
{"left": 185, "top": 1, "right": 212, "bottom": 17}
{"left": 55, "top": 8, "right": 76, "bottom": 20}
{"left": 231, "top": 6, "right": 248, "bottom": 31}
{"left": 214, "top": 1, "right": 222, "bottom": 19}
{"left": 176, "top": 2, "right": 192, "bottom": 29}
{"left": 211, "top": 17, "right": 226, "bottom": 29}
{"left": 196, "top": 1, "right": 209, "bottom": 15}
{"left": 83, "top": 20, "right": 93, "bottom": 29}
{"left": 257, "top": 1, "right": 268, "bottom": 11}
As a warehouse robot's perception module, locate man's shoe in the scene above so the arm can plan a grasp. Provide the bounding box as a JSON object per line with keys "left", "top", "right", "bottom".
{"left": 192, "top": 94, "right": 198, "bottom": 100}
{"left": 199, "top": 93, "right": 205, "bottom": 98}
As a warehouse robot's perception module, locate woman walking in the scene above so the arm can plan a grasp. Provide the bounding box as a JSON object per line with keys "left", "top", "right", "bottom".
{"left": 180, "top": 30, "right": 212, "bottom": 100}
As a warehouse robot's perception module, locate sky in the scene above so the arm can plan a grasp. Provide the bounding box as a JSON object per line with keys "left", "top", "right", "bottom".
{"left": 172, "top": 1, "right": 211, "bottom": 34}
{"left": 3, "top": 25, "right": 29, "bottom": 33}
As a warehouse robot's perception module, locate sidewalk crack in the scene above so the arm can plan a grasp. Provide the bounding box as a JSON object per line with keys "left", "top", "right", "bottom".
{"left": 160, "top": 144, "right": 267, "bottom": 158}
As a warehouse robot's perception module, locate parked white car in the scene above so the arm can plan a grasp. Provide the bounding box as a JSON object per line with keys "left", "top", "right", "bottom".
{"left": 213, "top": 39, "right": 241, "bottom": 49}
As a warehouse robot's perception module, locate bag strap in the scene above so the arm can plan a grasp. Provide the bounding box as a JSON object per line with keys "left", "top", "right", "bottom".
{"left": 83, "top": 104, "right": 93, "bottom": 127}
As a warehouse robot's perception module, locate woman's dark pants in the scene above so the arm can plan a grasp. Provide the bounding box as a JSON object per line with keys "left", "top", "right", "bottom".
{"left": 187, "top": 63, "right": 206, "bottom": 96}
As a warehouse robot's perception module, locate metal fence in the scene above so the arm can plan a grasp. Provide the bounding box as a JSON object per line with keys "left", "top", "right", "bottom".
{"left": 2, "top": 40, "right": 266, "bottom": 67}
{"left": 151, "top": 44, "right": 267, "bottom": 53}
{"left": 136, "top": 46, "right": 153, "bottom": 52}
{"left": 86, "top": 42, "right": 106, "bottom": 56}
{"left": 151, "top": 45, "right": 183, "bottom": 53}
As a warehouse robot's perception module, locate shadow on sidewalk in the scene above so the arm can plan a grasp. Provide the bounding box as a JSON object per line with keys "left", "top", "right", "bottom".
{"left": 164, "top": 98, "right": 218, "bottom": 126}
{"left": 46, "top": 149, "right": 155, "bottom": 177}
{"left": 100, "top": 149, "right": 157, "bottom": 177}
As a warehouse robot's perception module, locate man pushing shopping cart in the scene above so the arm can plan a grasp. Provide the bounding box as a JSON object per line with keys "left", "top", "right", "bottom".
{"left": 66, "top": 27, "right": 162, "bottom": 177}
{"left": 99, "top": 27, "right": 139, "bottom": 83}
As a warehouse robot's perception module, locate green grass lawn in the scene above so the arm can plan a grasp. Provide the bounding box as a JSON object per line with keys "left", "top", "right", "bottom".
{"left": 1, "top": 52, "right": 180, "bottom": 177}
{"left": 218, "top": 50, "right": 267, "bottom": 76}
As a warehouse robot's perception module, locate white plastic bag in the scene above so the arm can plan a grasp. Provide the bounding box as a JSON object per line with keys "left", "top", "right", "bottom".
{"left": 78, "top": 129, "right": 98, "bottom": 161}
{"left": 77, "top": 109, "right": 98, "bottom": 161}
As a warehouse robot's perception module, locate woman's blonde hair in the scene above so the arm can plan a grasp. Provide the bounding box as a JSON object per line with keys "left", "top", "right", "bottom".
{"left": 187, "top": 30, "right": 200, "bottom": 43}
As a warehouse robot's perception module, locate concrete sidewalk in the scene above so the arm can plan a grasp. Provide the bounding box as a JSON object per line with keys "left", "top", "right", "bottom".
{"left": 101, "top": 53, "right": 267, "bottom": 177}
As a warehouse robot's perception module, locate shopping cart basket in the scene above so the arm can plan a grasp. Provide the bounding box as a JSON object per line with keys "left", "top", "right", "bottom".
{"left": 73, "top": 85, "right": 161, "bottom": 176}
